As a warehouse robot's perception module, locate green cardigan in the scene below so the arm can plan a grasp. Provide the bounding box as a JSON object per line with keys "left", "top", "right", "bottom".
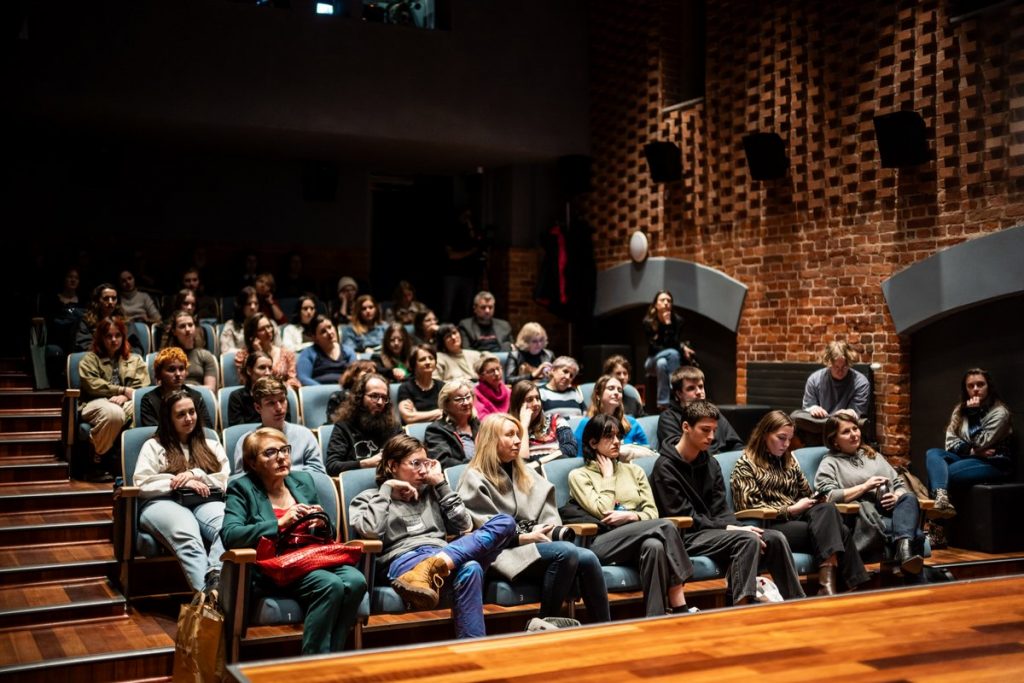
{"left": 221, "top": 470, "right": 321, "bottom": 550}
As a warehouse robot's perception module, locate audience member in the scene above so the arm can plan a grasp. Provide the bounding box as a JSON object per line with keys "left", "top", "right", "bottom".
{"left": 280, "top": 294, "right": 320, "bottom": 353}
{"left": 396, "top": 344, "right": 444, "bottom": 426}
{"left": 441, "top": 207, "right": 484, "bottom": 322}
{"left": 565, "top": 414, "right": 696, "bottom": 616}
{"left": 325, "top": 373, "right": 402, "bottom": 474}
{"left": 458, "top": 291, "right": 514, "bottom": 353}
{"left": 412, "top": 309, "right": 440, "bottom": 347}
{"left": 538, "top": 356, "right": 585, "bottom": 418}
{"left": 657, "top": 366, "right": 743, "bottom": 455}
{"left": 643, "top": 290, "right": 695, "bottom": 410}
{"left": 503, "top": 322, "right": 555, "bottom": 385}
{"left": 118, "top": 270, "right": 161, "bottom": 324}
{"left": 135, "top": 390, "right": 228, "bottom": 594}
{"left": 220, "top": 287, "right": 261, "bottom": 354}
{"left": 342, "top": 295, "right": 387, "bottom": 354}
{"left": 227, "top": 350, "right": 293, "bottom": 427}
{"left": 603, "top": 355, "right": 644, "bottom": 417}
{"left": 424, "top": 379, "right": 481, "bottom": 469}
{"left": 573, "top": 375, "right": 654, "bottom": 461}
{"left": 731, "top": 411, "right": 869, "bottom": 596}
{"left": 331, "top": 276, "right": 358, "bottom": 326}
{"left": 254, "top": 272, "right": 287, "bottom": 325}
{"left": 459, "top": 414, "right": 610, "bottom": 623}
{"left": 815, "top": 414, "right": 925, "bottom": 579}
{"left": 349, "top": 434, "right": 515, "bottom": 638}
{"left": 230, "top": 377, "right": 325, "bottom": 474}
{"left": 473, "top": 355, "right": 509, "bottom": 420}
{"left": 652, "top": 400, "right": 805, "bottom": 605}
{"left": 235, "top": 313, "right": 300, "bottom": 391}
{"left": 791, "top": 341, "right": 870, "bottom": 445}
{"left": 385, "top": 280, "right": 428, "bottom": 325}
{"left": 181, "top": 267, "right": 219, "bottom": 321}
{"left": 278, "top": 252, "right": 316, "bottom": 298}
{"left": 161, "top": 310, "right": 218, "bottom": 392}
{"left": 325, "top": 360, "right": 378, "bottom": 425}
{"left": 43, "top": 266, "right": 86, "bottom": 353}
{"left": 139, "top": 347, "right": 211, "bottom": 428}
{"left": 297, "top": 315, "right": 355, "bottom": 386}
{"left": 160, "top": 290, "right": 210, "bottom": 352}
{"left": 76, "top": 283, "right": 142, "bottom": 354}
{"left": 509, "top": 380, "right": 576, "bottom": 464}
{"left": 223, "top": 427, "right": 366, "bottom": 654}
{"left": 434, "top": 324, "right": 482, "bottom": 382}
{"left": 371, "top": 323, "right": 412, "bottom": 382}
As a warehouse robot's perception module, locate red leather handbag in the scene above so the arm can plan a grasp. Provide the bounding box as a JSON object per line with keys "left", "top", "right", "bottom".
{"left": 254, "top": 511, "right": 363, "bottom": 586}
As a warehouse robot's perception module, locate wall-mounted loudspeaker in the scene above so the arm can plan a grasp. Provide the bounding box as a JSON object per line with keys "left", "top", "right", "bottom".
{"left": 873, "top": 111, "right": 929, "bottom": 168}
{"left": 643, "top": 141, "right": 683, "bottom": 183}
{"left": 557, "top": 154, "right": 592, "bottom": 196}
{"left": 742, "top": 132, "right": 788, "bottom": 180}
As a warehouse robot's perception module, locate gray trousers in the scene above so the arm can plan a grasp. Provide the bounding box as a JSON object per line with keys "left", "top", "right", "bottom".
{"left": 591, "top": 519, "right": 693, "bottom": 617}
{"left": 684, "top": 527, "right": 805, "bottom": 603}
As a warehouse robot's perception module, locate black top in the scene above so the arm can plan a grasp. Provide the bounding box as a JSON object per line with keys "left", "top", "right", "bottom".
{"left": 650, "top": 450, "right": 736, "bottom": 531}
{"left": 656, "top": 399, "right": 742, "bottom": 455}
{"left": 226, "top": 386, "right": 293, "bottom": 428}
{"left": 396, "top": 379, "right": 444, "bottom": 412}
{"left": 139, "top": 386, "right": 210, "bottom": 428}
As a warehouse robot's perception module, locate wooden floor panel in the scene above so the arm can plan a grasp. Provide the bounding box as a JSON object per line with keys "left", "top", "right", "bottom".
{"left": 0, "top": 540, "right": 114, "bottom": 568}
{"left": 0, "top": 507, "right": 111, "bottom": 528}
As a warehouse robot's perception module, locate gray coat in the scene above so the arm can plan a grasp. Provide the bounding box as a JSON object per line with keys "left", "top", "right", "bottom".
{"left": 457, "top": 466, "right": 560, "bottom": 579}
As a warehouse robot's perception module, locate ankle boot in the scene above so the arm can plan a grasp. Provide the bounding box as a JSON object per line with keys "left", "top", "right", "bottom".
{"left": 817, "top": 564, "right": 837, "bottom": 596}
{"left": 392, "top": 556, "right": 451, "bottom": 609}
{"left": 896, "top": 538, "right": 923, "bottom": 575}
{"left": 932, "top": 489, "right": 957, "bottom": 518}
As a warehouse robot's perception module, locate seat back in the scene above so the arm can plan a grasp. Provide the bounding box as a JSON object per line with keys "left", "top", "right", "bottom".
{"left": 578, "top": 382, "right": 595, "bottom": 408}
{"left": 223, "top": 423, "right": 261, "bottom": 473}
{"left": 338, "top": 468, "right": 381, "bottom": 542}
{"left": 636, "top": 415, "right": 660, "bottom": 450}
{"left": 405, "top": 422, "right": 429, "bottom": 442}
{"left": 146, "top": 352, "right": 157, "bottom": 384}
{"left": 794, "top": 447, "right": 829, "bottom": 484}
{"left": 713, "top": 450, "right": 745, "bottom": 513}
{"left": 200, "top": 322, "right": 219, "bottom": 356}
{"left": 623, "top": 383, "right": 642, "bottom": 406}
{"left": 220, "top": 351, "right": 240, "bottom": 388}
{"left": 309, "top": 470, "right": 342, "bottom": 541}
{"left": 492, "top": 351, "right": 509, "bottom": 368}
{"left": 219, "top": 386, "right": 242, "bottom": 429}
{"left": 543, "top": 457, "right": 585, "bottom": 509}
{"left": 445, "top": 463, "right": 468, "bottom": 490}
{"left": 299, "top": 385, "right": 339, "bottom": 429}
{"left": 66, "top": 351, "right": 87, "bottom": 389}
{"left": 318, "top": 424, "right": 334, "bottom": 453}
{"left": 131, "top": 321, "right": 151, "bottom": 355}
{"left": 133, "top": 387, "right": 157, "bottom": 426}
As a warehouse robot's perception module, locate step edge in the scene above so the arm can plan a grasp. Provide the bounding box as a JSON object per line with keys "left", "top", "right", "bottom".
{"left": 0, "top": 645, "right": 173, "bottom": 676}
{"left": 0, "top": 559, "right": 117, "bottom": 575}
{"left": 0, "top": 519, "right": 113, "bottom": 533}
{"left": 0, "top": 597, "right": 127, "bottom": 618}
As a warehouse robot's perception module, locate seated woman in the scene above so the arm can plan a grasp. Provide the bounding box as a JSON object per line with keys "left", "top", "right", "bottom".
{"left": 425, "top": 379, "right": 481, "bottom": 469}
{"left": 342, "top": 295, "right": 388, "bottom": 354}
{"left": 219, "top": 286, "right": 260, "bottom": 354}
{"left": 412, "top": 309, "right": 440, "bottom": 348}
{"left": 384, "top": 280, "right": 428, "bottom": 325}
{"left": 297, "top": 315, "right": 355, "bottom": 387}
{"left": 433, "top": 324, "right": 482, "bottom": 383}
{"left": 925, "top": 368, "right": 1013, "bottom": 519}
{"left": 222, "top": 426, "right": 366, "bottom": 654}
{"left": 75, "top": 283, "right": 144, "bottom": 356}
{"left": 135, "top": 390, "right": 228, "bottom": 594}
{"left": 253, "top": 272, "right": 288, "bottom": 325}
{"left": 80, "top": 317, "right": 150, "bottom": 478}
{"left": 567, "top": 414, "right": 696, "bottom": 616}
{"left": 331, "top": 276, "right": 358, "bottom": 327}
{"left": 603, "top": 355, "right": 645, "bottom": 417}
{"left": 280, "top": 293, "right": 320, "bottom": 353}
{"left": 815, "top": 414, "right": 925, "bottom": 578}
{"left": 731, "top": 411, "right": 869, "bottom": 596}
{"left": 235, "top": 313, "right": 300, "bottom": 391}
{"left": 473, "top": 355, "right": 510, "bottom": 420}
{"left": 349, "top": 434, "right": 516, "bottom": 638}
{"left": 371, "top": 323, "right": 412, "bottom": 382}
{"left": 458, "top": 414, "right": 610, "bottom": 623}
{"left": 161, "top": 310, "right": 218, "bottom": 393}
{"left": 642, "top": 291, "right": 695, "bottom": 410}
{"left": 573, "top": 375, "right": 655, "bottom": 461}
{"left": 139, "top": 347, "right": 211, "bottom": 428}
{"left": 157, "top": 289, "right": 209, "bottom": 351}
{"left": 509, "top": 380, "right": 577, "bottom": 465}
{"left": 503, "top": 322, "right": 555, "bottom": 385}
{"left": 396, "top": 344, "right": 444, "bottom": 426}
{"left": 227, "top": 350, "right": 294, "bottom": 427}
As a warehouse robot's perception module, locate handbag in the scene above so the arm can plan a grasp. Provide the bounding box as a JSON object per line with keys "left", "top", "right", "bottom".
{"left": 172, "top": 591, "right": 225, "bottom": 683}
{"left": 254, "top": 511, "right": 363, "bottom": 586}
{"left": 173, "top": 488, "right": 225, "bottom": 509}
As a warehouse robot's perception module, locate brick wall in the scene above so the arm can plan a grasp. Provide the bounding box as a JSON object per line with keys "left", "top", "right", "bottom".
{"left": 582, "top": 0, "right": 1024, "bottom": 456}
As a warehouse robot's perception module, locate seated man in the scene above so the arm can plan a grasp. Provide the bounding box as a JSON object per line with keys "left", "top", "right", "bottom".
{"left": 538, "top": 356, "right": 586, "bottom": 418}
{"left": 657, "top": 366, "right": 743, "bottom": 455}
{"left": 458, "top": 291, "right": 514, "bottom": 353}
{"left": 791, "top": 341, "right": 870, "bottom": 445}
{"left": 651, "top": 400, "right": 804, "bottom": 605}
{"left": 231, "top": 376, "right": 325, "bottom": 474}
{"left": 325, "top": 373, "right": 403, "bottom": 475}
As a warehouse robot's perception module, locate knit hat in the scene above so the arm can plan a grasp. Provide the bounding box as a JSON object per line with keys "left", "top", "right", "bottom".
{"left": 337, "top": 276, "right": 358, "bottom": 293}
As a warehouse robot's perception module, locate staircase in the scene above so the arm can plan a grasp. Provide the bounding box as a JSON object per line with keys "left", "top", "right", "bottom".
{"left": 0, "top": 359, "right": 174, "bottom": 682}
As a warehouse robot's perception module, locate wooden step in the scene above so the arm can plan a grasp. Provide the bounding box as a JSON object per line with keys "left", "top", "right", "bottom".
{"left": 0, "top": 507, "right": 112, "bottom": 547}
{"left": 0, "top": 372, "right": 33, "bottom": 390}
{"left": 0, "top": 541, "right": 117, "bottom": 587}
{"left": 0, "top": 456, "right": 69, "bottom": 485}
{"left": 0, "top": 480, "right": 112, "bottom": 514}
{"left": 0, "top": 577, "right": 126, "bottom": 629}
{"left": 0, "top": 431, "right": 63, "bottom": 459}
{"left": 0, "top": 390, "right": 64, "bottom": 410}
{"left": 0, "top": 408, "right": 62, "bottom": 433}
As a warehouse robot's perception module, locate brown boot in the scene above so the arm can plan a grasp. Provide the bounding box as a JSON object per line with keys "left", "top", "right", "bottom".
{"left": 392, "top": 556, "right": 450, "bottom": 609}
{"left": 932, "top": 489, "right": 957, "bottom": 519}
{"left": 817, "top": 564, "right": 837, "bottom": 596}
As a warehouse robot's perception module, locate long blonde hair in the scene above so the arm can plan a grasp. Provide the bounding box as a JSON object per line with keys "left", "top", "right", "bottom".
{"left": 468, "top": 414, "right": 533, "bottom": 494}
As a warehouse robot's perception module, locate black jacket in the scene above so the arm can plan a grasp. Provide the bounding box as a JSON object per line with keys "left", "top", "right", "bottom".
{"left": 424, "top": 418, "right": 480, "bottom": 470}
{"left": 650, "top": 450, "right": 737, "bottom": 531}
{"left": 326, "top": 419, "right": 402, "bottom": 476}
{"left": 656, "top": 399, "right": 743, "bottom": 455}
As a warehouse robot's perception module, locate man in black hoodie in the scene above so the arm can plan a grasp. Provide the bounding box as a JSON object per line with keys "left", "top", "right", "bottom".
{"left": 651, "top": 400, "right": 804, "bottom": 605}
{"left": 657, "top": 366, "right": 743, "bottom": 455}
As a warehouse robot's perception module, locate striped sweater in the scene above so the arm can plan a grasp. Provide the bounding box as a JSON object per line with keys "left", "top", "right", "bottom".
{"left": 729, "top": 454, "right": 813, "bottom": 521}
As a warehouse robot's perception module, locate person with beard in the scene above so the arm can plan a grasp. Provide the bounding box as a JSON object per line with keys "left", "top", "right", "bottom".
{"left": 657, "top": 366, "right": 743, "bottom": 456}
{"left": 231, "top": 376, "right": 325, "bottom": 474}
{"left": 325, "top": 373, "right": 402, "bottom": 475}
{"left": 425, "top": 379, "right": 481, "bottom": 470}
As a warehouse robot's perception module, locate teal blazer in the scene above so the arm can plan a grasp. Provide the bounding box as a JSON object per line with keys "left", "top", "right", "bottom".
{"left": 221, "top": 470, "right": 320, "bottom": 550}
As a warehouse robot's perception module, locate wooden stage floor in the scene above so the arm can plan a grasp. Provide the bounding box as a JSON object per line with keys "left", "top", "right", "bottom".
{"left": 228, "top": 574, "right": 1024, "bottom": 683}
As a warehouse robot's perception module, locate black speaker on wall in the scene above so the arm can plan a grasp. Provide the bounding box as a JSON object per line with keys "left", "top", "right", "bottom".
{"left": 557, "top": 154, "right": 593, "bottom": 196}
{"left": 742, "top": 132, "right": 788, "bottom": 180}
{"left": 643, "top": 141, "right": 683, "bottom": 183}
{"left": 873, "top": 110, "right": 930, "bottom": 168}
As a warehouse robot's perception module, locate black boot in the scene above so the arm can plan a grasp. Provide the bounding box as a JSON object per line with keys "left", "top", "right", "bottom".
{"left": 817, "top": 565, "right": 837, "bottom": 596}
{"left": 896, "top": 538, "right": 923, "bottom": 575}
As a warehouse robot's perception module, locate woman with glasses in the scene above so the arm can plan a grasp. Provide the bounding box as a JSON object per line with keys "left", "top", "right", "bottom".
{"left": 223, "top": 426, "right": 366, "bottom": 653}
{"left": 434, "top": 323, "right": 482, "bottom": 383}
{"left": 503, "top": 322, "right": 555, "bottom": 385}
{"left": 473, "top": 355, "right": 510, "bottom": 420}
{"left": 424, "top": 379, "right": 480, "bottom": 469}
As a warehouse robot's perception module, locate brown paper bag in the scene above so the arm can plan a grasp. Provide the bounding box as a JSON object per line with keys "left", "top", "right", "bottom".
{"left": 173, "top": 591, "right": 225, "bottom": 683}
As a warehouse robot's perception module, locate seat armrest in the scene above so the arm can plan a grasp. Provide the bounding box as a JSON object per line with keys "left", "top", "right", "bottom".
{"left": 919, "top": 499, "right": 935, "bottom": 510}
{"left": 665, "top": 516, "right": 694, "bottom": 529}
{"left": 115, "top": 486, "right": 141, "bottom": 500}
{"left": 735, "top": 508, "right": 778, "bottom": 520}
{"left": 348, "top": 539, "right": 383, "bottom": 554}
{"left": 835, "top": 503, "right": 860, "bottom": 515}
{"left": 564, "top": 523, "right": 598, "bottom": 537}
{"left": 221, "top": 548, "right": 258, "bottom": 564}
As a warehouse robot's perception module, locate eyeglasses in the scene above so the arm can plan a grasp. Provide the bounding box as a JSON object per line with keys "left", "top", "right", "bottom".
{"left": 261, "top": 445, "right": 293, "bottom": 459}
{"left": 451, "top": 394, "right": 473, "bottom": 404}
{"left": 482, "top": 367, "right": 502, "bottom": 375}
{"left": 529, "top": 337, "right": 547, "bottom": 344}
{"left": 403, "top": 458, "right": 433, "bottom": 471}
{"left": 365, "top": 393, "right": 389, "bottom": 403}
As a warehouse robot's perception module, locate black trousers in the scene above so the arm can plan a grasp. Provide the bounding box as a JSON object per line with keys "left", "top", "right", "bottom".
{"left": 771, "top": 503, "right": 870, "bottom": 591}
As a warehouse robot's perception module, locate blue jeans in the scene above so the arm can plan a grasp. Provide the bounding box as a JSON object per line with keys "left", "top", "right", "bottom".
{"left": 388, "top": 514, "right": 515, "bottom": 638}
{"left": 140, "top": 499, "right": 224, "bottom": 591}
{"left": 925, "top": 448, "right": 1011, "bottom": 493}
{"left": 645, "top": 348, "right": 681, "bottom": 407}
{"left": 877, "top": 493, "right": 922, "bottom": 543}
{"left": 520, "top": 541, "right": 610, "bottom": 622}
